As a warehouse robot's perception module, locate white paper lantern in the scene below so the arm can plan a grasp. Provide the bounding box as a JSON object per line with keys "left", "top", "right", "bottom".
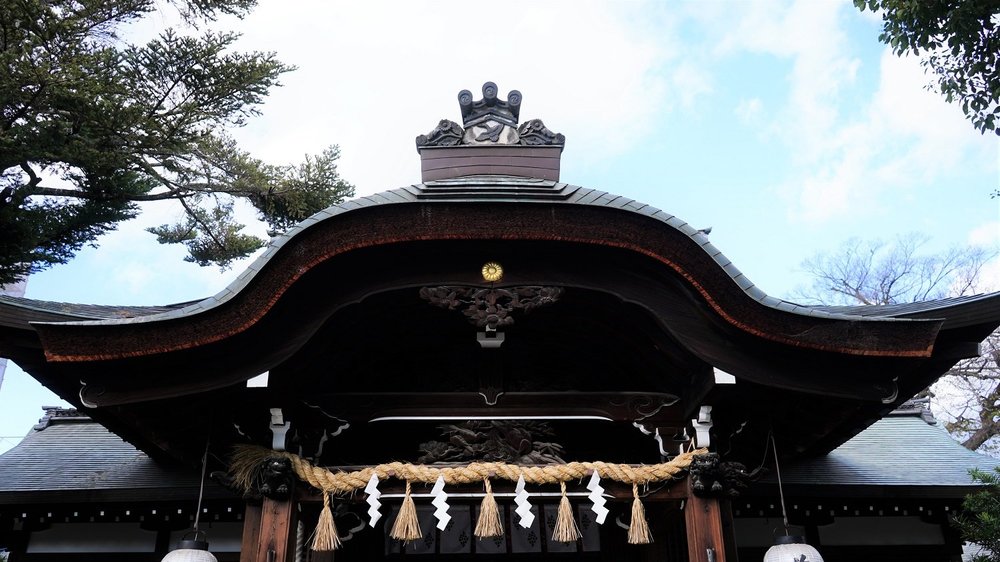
{"left": 162, "top": 535, "right": 218, "bottom": 562}
{"left": 763, "top": 535, "right": 824, "bottom": 562}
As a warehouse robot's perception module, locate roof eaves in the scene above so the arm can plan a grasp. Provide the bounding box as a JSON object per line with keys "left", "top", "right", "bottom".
{"left": 26, "top": 176, "right": 972, "bottom": 329}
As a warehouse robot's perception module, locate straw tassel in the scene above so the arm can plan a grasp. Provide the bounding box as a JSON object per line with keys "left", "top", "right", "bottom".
{"left": 311, "top": 492, "right": 342, "bottom": 551}
{"left": 627, "top": 483, "right": 652, "bottom": 544}
{"left": 552, "top": 481, "right": 581, "bottom": 543}
{"left": 474, "top": 478, "right": 504, "bottom": 538}
{"left": 390, "top": 481, "right": 422, "bottom": 542}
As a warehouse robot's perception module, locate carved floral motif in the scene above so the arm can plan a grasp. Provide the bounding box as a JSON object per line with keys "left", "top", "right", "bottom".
{"left": 416, "top": 119, "right": 464, "bottom": 147}
{"left": 418, "top": 285, "right": 563, "bottom": 330}
{"left": 418, "top": 420, "right": 566, "bottom": 464}
{"left": 517, "top": 119, "right": 566, "bottom": 146}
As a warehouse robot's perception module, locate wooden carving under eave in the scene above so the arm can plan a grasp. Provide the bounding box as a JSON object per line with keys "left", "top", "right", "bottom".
{"left": 419, "top": 285, "right": 563, "bottom": 330}
{"left": 689, "top": 453, "right": 752, "bottom": 498}
{"left": 226, "top": 451, "right": 296, "bottom": 501}
{"left": 417, "top": 420, "right": 566, "bottom": 464}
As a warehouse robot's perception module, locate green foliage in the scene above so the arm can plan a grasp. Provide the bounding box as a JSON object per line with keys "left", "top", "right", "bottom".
{"left": 248, "top": 146, "right": 354, "bottom": 235}
{"left": 855, "top": 0, "right": 1000, "bottom": 135}
{"left": 0, "top": 0, "right": 354, "bottom": 285}
{"left": 956, "top": 467, "right": 1000, "bottom": 561}
{"left": 147, "top": 198, "right": 263, "bottom": 267}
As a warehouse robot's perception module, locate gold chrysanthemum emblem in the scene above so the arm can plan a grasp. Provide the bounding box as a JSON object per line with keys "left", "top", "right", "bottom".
{"left": 481, "top": 262, "right": 503, "bottom": 282}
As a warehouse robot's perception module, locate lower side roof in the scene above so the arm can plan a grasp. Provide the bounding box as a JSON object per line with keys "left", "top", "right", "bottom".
{"left": 1, "top": 406, "right": 993, "bottom": 504}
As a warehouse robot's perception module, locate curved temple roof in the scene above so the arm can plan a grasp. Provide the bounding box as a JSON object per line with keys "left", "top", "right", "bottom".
{"left": 1, "top": 175, "right": 998, "bottom": 401}
{"left": 23, "top": 177, "right": 927, "bottom": 327}
{"left": 3, "top": 179, "right": 996, "bottom": 335}
{"left": 16, "top": 176, "right": 990, "bottom": 361}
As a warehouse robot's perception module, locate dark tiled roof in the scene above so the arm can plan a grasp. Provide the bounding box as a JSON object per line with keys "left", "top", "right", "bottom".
{"left": 4, "top": 407, "right": 996, "bottom": 504}
{"left": 778, "top": 413, "right": 1000, "bottom": 487}
{"left": 808, "top": 293, "right": 1000, "bottom": 327}
{"left": 0, "top": 410, "right": 202, "bottom": 497}
{"left": 808, "top": 295, "right": 989, "bottom": 317}
{"left": 0, "top": 294, "right": 190, "bottom": 321}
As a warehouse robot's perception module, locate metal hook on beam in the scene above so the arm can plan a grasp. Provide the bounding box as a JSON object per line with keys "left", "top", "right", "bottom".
{"left": 269, "top": 408, "right": 291, "bottom": 451}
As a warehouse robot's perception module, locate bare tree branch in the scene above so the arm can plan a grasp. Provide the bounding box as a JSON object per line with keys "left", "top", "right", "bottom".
{"left": 798, "top": 234, "right": 1000, "bottom": 454}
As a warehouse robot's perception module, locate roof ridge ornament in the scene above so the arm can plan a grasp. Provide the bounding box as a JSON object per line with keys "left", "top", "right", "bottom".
{"left": 415, "top": 81, "right": 565, "bottom": 150}
{"left": 459, "top": 82, "right": 521, "bottom": 128}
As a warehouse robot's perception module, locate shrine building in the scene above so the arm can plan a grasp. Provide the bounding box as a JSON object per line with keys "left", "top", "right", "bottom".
{"left": 2, "top": 83, "right": 1000, "bottom": 562}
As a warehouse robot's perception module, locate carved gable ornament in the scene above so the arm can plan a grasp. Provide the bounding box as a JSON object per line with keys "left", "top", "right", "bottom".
{"left": 416, "top": 82, "right": 565, "bottom": 150}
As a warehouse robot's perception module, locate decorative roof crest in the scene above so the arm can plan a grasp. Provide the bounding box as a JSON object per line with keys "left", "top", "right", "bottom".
{"left": 416, "top": 81, "right": 564, "bottom": 150}
{"left": 459, "top": 82, "right": 522, "bottom": 128}
{"left": 33, "top": 406, "right": 88, "bottom": 430}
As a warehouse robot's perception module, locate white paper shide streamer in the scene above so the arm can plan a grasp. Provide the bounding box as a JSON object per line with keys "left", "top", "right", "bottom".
{"left": 514, "top": 475, "right": 534, "bottom": 528}
{"left": 431, "top": 475, "right": 452, "bottom": 530}
{"left": 365, "top": 472, "right": 382, "bottom": 527}
{"left": 587, "top": 471, "right": 609, "bottom": 524}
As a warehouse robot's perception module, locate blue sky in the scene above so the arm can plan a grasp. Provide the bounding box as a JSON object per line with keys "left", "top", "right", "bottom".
{"left": 1, "top": 0, "right": 998, "bottom": 452}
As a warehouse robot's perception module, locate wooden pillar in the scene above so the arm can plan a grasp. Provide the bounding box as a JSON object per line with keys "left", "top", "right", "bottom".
{"left": 239, "top": 502, "right": 263, "bottom": 562}
{"left": 685, "top": 479, "right": 728, "bottom": 562}
{"left": 240, "top": 495, "right": 297, "bottom": 562}
{"left": 257, "top": 496, "right": 297, "bottom": 562}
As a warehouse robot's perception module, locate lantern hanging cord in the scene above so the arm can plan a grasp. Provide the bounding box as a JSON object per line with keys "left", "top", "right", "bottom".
{"left": 193, "top": 438, "right": 210, "bottom": 533}
{"left": 753, "top": 429, "right": 774, "bottom": 475}
{"left": 770, "top": 433, "right": 790, "bottom": 535}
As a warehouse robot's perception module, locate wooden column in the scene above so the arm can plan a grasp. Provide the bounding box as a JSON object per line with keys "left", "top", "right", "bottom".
{"left": 239, "top": 502, "right": 263, "bottom": 562}
{"left": 240, "top": 495, "right": 297, "bottom": 562}
{"left": 256, "top": 496, "right": 297, "bottom": 562}
{"left": 685, "top": 479, "right": 728, "bottom": 562}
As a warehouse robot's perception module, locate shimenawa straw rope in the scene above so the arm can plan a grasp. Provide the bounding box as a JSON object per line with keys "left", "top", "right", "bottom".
{"left": 228, "top": 445, "right": 706, "bottom": 551}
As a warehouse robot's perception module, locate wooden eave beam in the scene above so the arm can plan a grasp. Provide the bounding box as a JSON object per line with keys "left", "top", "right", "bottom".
{"left": 297, "top": 391, "right": 684, "bottom": 424}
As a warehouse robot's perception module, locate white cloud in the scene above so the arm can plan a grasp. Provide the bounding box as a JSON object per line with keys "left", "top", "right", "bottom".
{"left": 227, "top": 0, "right": 676, "bottom": 194}
{"left": 25, "top": 198, "right": 254, "bottom": 305}
{"left": 735, "top": 97, "right": 763, "bottom": 124}
{"left": 20, "top": 0, "right": 999, "bottom": 304}
{"left": 717, "top": 1, "right": 861, "bottom": 158}
{"left": 707, "top": 1, "right": 998, "bottom": 227}
{"left": 979, "top": 262, "right": 1000, "bottom": 294}
{"left": 25, "top": 1, "right": 687, "bottom": 306}
{"left": 869, "top": 52, "right": 989, "bottom": 179}
{"left": 694, "top": 0, "right": 874, "bottom": 222}
{"left": 672, "top": 62, "right": 713, "bottom": 109}
{"left": 969, "top": 221, "right": 1000, "bottom": 247}
{"left": 782, "top": 50, "right": 994, "bottom": 224}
